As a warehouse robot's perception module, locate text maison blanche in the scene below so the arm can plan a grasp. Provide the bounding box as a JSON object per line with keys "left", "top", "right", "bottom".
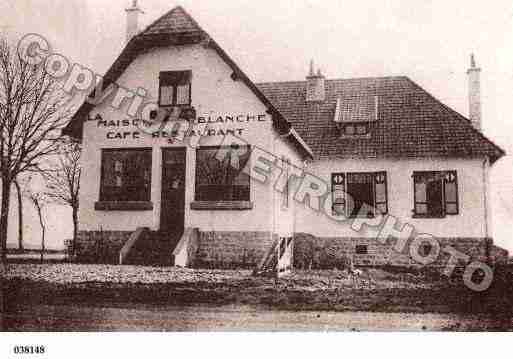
{"left": 96, "top": 113, "right": 268, "bottom": 128}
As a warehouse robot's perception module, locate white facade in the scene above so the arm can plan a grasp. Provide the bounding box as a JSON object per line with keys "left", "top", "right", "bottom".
{"left": 295, "top": 157, "right": 490, "bottom": 239}
{"left": 78, "top": 42, "right": 492, "bottom": 241}
{"left": 79, "top": 44, "right": 303, "bottom": 236}
{"left": 68, "top": 5, "right": 508, "bottom": 268}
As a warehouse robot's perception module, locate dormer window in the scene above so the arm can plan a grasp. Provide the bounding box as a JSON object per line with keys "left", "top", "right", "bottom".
{"left": 342, "top": 123, "right": 369, "bottom": 136}
{"left": 334, "top": 95, "right": 377, "bottom": 137}
{"left": 356, "top": 124, "right": 368, "bottom": 135}
{"left": 159, "top": 70, "right": 191, "bottom": 107}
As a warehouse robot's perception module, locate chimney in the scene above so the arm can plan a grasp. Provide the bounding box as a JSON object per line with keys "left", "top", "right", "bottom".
{"left": 125, "top": 0, "right": 143, "bottom": 43}
{"left": 467, "top": 53, "right": 481, "bottom": 130}
{"left": 306, "top": 60, "right": 325, "bottom": 102}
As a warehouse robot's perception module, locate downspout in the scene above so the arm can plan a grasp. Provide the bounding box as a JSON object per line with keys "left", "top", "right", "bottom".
{"left": 272, "top": 128, "right": 278, "bottom": 243}
{"left": 482, "top": 156, "right": 491, "bottom": 262}
{"left": 274, "top": 123, "right": 293, "bottom": 239}
{"left": 482, "top": 157, "right": 489, "bottom": 238}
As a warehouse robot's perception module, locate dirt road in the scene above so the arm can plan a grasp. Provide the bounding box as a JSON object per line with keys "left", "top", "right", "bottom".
{"left": 3, "top": 303, "right": 511, "bottom": 331}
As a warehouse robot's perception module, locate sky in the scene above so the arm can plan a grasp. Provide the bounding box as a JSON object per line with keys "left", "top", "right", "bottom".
{"left": 1, "top": 0, "right": 513, "bottom": 250}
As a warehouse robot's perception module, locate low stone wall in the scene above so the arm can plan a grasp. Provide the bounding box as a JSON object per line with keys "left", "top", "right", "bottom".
{"left": 75, "top": 230, "right": 132, "bottom": 264}
{"left": 293, "top": 233, "right": 509, "bottom": 269}
{"left": 194, "top": 231, "right": 275, "bottom": 269}
{"left": 73, "top": 229, "right": 509, "bottom": 270}
{"left": 74, "top": 229, "right": 276, "bottom": 268}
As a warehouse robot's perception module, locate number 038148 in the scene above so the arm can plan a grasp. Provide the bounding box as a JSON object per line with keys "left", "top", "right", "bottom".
{"left": 13, "top": 346, "right": 45, "bottom": 355}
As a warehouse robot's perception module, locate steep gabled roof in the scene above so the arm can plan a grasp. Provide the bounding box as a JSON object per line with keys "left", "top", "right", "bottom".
{"left": 64, "top": 5, "right": 504, "bottom": 164}
{"left": 257, "top": 76, "right": 505, "bottom": 163}
{"left": 142, "top": 6, "right": 203, "bottom": 36}
{"left": 63, "top": 6, "right": 313, "bottom": 159}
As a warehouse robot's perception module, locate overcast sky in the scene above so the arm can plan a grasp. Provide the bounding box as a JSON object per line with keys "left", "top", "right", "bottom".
{"left": 1, "top": 0, "right": 513, "bottom": 250}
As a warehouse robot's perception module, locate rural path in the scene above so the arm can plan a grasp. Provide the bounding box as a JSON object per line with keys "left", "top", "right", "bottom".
{"left": 3, "top": 303, "right": 507, "bottom": 331}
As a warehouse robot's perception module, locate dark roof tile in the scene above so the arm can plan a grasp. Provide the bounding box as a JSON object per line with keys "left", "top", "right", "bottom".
{"left": 141, "top": 6, "right": 204, "bottom": 36}
{"left": 65, "top": 6, "right": 504, "bottom": 164}
{"left": 257, "top": 76, "right": 505, "bottom": 162}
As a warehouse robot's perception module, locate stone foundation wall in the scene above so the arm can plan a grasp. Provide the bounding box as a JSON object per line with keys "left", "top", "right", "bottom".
{"left": 194, "top": 231, "right": 275, "bottom": 269}
{"left": 293, "top": 233, "right": 509, "bottom": 269}
{"left": 75, "top": 230, "right": 133, "bottom": 264}
{"left": 73, "top": 229, "right": 509, "bottom": 269}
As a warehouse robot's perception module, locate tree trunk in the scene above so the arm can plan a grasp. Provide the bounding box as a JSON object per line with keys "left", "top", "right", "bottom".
{"left": 40, "top": 225, "right": 45, "bottom": 264}
{"left": 14, "top": 179, "right": 23, "bottom": 251}
{"left": 37, "top": 205, "right": 45, "bottom": 264}
{"left": 0, "top": 179, "right": 11, "bottom": 263}
{"left": 71, "top": 206, "right": 78, "bottom": 258}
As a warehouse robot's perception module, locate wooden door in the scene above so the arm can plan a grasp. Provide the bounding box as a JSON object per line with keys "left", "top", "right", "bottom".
{"left": 160, "top": 148, "right": 186, "bottom": 234}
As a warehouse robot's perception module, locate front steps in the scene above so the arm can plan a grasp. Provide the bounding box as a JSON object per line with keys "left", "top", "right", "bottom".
{"left": 253, "top": 236, "right": 294, "bottom": 277}
{"left": 123, "top": 230, "right": 182, "bottom": 266}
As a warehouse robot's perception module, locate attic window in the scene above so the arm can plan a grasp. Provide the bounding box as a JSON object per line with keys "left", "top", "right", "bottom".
{"left": 159, "top": 70, "right": 191, "bottom": 107}
{"left": 342, "top": 123, "right": 369, "bottom": 136}
{"left": 356, "top": 124, "right": 368, "bottom": 135}
{"left": 334, "top": 96, "right": 378, "bottom": 137}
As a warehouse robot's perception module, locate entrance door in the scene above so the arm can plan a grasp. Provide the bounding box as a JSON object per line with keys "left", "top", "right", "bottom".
{"left": 160, "top": 148, "right": 186, "bottom": 234}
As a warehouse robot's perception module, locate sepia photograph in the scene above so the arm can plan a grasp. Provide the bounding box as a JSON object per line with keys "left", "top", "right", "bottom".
{"left": 1, "top": 0, "right": 513, "bottom": 348}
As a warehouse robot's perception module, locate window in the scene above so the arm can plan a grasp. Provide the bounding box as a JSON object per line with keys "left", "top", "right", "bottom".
{"left": 355, "top": 245, "right": 368, "bottom": 255}
{"left": 345, "top": 125, "right": 355, "bottom": 135}
{"left": 331, "top": 173, "right": 346, "bottom": 216}
{"left": 413, "top": 171, "right": 458, "bottom": 217}
{"left": 331, "top": 171, "right": 388, "bottom": 217}
{"left": 100, "top": 149, "right": 152, "bottom": 202}
{"left": 341, "top": 123, "right": 369, "bottom": 136}
{"left": 195, "top": 145, "right": 251, "bottom": 202}
{"left": 159, "top": 70, "right": 191, "bottom": 107}
{"left": 356, "top": 124, "right": 367, "bottom": 135}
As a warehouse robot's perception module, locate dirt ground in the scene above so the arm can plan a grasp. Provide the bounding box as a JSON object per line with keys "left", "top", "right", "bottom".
{"left": 1, "top": 263, "right": 439, "bottom": 288}
{"left": 2, "top": 263, "right": 512, "bottom": 314}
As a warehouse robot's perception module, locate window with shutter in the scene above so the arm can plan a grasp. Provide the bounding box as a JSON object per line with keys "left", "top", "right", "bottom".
{"left": 331, "top": 173, "right": 346, "bottom": 216}
{"left": 331, "top": 172, "right": 388, "bottom": 217}
{"left": 444, "top": 171, "right": 459, "bottom": 215}
{"left": 413, "top": 171, "right": 459, "bottom": 218}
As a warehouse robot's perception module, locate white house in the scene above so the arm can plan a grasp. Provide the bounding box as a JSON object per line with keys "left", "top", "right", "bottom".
{"left": 63, "top": 4, "right": 507, "bottom": 269}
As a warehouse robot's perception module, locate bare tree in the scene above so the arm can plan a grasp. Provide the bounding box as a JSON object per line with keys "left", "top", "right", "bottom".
{"left": 27, "top": 188, "right": 46, "bottom": 263}
{"left": 0, "top": 37, "right": 71, "bottom": 262}
{"left": 43, "top": 142, "right": 81, "bottom": 257}
{"left": 14, "top": 177, "right": 23, "bottom": 251}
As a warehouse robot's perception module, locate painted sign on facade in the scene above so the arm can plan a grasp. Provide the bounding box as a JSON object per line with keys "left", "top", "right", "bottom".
{"left": 96, "top": 113, "right": 268, "bottom": 141}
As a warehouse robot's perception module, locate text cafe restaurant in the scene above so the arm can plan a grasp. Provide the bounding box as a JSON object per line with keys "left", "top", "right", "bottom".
{"left": 63, "top": 5, "right": 508, "bottom": 269}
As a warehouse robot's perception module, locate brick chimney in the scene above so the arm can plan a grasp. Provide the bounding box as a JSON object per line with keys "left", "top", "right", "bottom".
{"left": 467, "top": 54, "right": 481, "bottom": 130}
{"left": 125, "top": 0, "right": 143, "bottom": 43}
{"left": 306, "top": 60, "right": 325, "bottom": 102}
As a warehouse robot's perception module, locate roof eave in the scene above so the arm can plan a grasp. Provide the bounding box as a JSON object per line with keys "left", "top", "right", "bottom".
{"left": 63, "top": 12, "right": 313, "bottom": 159}
{"left": 289, "top": 127, "right": 314, "bottom": 160}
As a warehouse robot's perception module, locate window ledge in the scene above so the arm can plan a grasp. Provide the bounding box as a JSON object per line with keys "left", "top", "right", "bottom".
{"left": 190, "top": 201, "right": 253, "bottom": 210}
{"left": 412, "top": 214, "right": 445, "bottom": 219}
{"left": 95, "top": 201, "right": 153, "bottom": 211}
{"left": 339, "top": 133, "right": 372, "bottom": 139}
